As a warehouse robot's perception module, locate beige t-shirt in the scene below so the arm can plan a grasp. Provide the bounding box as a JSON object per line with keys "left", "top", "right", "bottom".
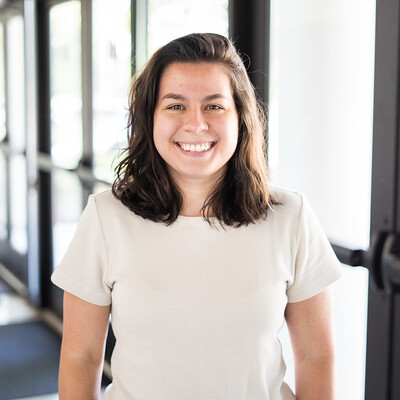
{"left": 52, "top": 187, "right": 342, "bottom": 400}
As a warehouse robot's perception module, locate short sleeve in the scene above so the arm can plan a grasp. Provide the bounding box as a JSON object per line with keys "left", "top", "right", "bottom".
{"left": 51, "top": 195, "right": 112, "bottom": 306}
{"left": 286, "top": 194, "right": 343, "bottom": 303}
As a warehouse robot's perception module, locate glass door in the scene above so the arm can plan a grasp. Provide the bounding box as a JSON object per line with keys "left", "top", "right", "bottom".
{"left": 0, "top": 2, "right": 29, "bottom": 292}
{"left": 269, "top": 1, "right": 400, "bottom": 399}
{"left": 363, "top": 1, "right": 400, "bottom": 398}
{"left": 40, "top": 0, "right": 132, "bottom": 315}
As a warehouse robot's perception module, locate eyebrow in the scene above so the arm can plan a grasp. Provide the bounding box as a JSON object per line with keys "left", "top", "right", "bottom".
{"left": 160, "top": 93, "right": 229, "bottom": 102}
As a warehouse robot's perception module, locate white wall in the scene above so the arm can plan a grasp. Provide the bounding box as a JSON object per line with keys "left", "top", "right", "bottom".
{"left": 270, "top": 1, "right": 376, "bottom": 398}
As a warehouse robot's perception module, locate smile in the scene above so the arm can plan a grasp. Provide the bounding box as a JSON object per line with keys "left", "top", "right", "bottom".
{"left": 177, "top": 142, "right": 215, "bottom": 153}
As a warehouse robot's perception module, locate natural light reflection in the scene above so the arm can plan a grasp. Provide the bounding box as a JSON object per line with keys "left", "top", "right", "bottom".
{"left": 0, "top": 24, "right": 5, "bottom": 142}
{"left": 6, "top": 15, "right": 26, "bottom": 253}
{"left": 269, "top": 0, "right": 374, "bottom": 251}
{"left": 7, "top": 16, "right": 25, "bottom": 150}
{"left": 147, "top": 0, "right": 229, "bottom": 61}
{"left": 0, "top": 153, "right": 6, "bottom": 240}
{"left": 49, "top": 1, "right": 82, "bottom": 168}
{"left": 269, "top": 1, "right": 375, "bottom": 399}
{"left": 93, "top": 0, "right": 131, "bottom": 182}
{"left": 52, "top": 170, "right": 82, "bottom": 268}
{"left": 9, "top": 155, "right": 27, "bottom": 254}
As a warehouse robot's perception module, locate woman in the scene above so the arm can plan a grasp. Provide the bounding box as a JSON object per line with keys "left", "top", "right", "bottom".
{"left": 52, "top": 33, "right": 342, "bottom": 400}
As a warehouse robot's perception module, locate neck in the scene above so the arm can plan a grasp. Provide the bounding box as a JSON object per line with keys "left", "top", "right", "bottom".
{"left": 172, "top": 174, "right": 222, "bottom": 217}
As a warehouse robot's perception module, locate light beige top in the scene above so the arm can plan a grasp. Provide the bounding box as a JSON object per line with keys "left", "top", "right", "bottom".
{"left": 52, "top": 187, "right": 342, "bottom": 400}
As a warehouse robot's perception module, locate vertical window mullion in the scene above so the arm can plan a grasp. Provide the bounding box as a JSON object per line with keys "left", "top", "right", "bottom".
{"left": 130, "top": 0, "right": 136, "bottom": 76}
{"left": 81, "top": 0, "right": 93, "bottom": 201}
{"left": 3, "top": 22, "right": 10, "bottom": 242}
{"left": 134, "top": 0, "right": 147, "bottom": 71}
{"left": 24, "top": 0, "right": 40, "bottom": 305}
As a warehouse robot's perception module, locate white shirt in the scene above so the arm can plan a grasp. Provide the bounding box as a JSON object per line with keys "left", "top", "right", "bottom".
{"left": 52, "top": 187, "right": 342, "bottom": 400}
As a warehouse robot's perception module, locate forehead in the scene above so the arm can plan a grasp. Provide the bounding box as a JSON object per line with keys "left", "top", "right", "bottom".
{"left": 158, "top": 62, "right": 233, "bottom": 96}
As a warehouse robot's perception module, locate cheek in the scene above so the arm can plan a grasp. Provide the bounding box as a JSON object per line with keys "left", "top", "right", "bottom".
{"left": 153, "top": 122, "right": 178, "bottom": 165}
{"left": 216, "top": 115, "right": 238, "bottom": 136}
{"left": 153, "top": 116, "right": 176, "bottom": 142}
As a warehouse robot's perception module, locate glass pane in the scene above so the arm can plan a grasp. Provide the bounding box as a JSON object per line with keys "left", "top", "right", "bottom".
{"left": 7, "top": 16, "right": 25, "bottom": 149}
{"left": 147, "top": 0, "right": 229, "bottom": 59}
{"left": 269, "top": 2, "right": 374, "bottom": 399}
{"left": 92, "top": 0, "right": 131, "bottom": 182}
{"left": 0, "top": 153, "right": 6, "bottom": 239}
{"left": 0, "top": 24, "right": 6, "bottom": 142}
{"left": 49, "top": 1, "right": 82, "bottom": 168}
{"left": 279, "top": 264, "right": 369, "bottom": 400}
{"left": 332, "top": 266, "right": 369, "bottom": 400}
{"left": 9, "top": 155, "right": 27, "bottom": 253}
{"left": 269, "top": 0, "right": 375, "bottom": 250}
{"left": 52, "top": 170, "right": 83, "bottom": 268}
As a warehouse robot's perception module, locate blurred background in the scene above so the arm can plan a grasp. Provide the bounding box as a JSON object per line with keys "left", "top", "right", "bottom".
{"left": 1, "top": 0, "right": 399, "bottom": 399}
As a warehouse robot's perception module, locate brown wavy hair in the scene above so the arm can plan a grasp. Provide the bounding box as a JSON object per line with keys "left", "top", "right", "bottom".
{"left": 112, "top": 33, "right": 277, "bottom": 226}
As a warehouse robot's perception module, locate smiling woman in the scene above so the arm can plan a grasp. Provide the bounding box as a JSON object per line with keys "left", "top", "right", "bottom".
{"left": 51, "top": 33, "right": 343, "bottom": 400}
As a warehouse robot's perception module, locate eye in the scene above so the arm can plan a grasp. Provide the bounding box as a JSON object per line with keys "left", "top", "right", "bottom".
{"left": 206, "top": 104, "right": 222, "bottom": 110}
{"left": 167, "top": 104, "right": 184, "bottom": 110}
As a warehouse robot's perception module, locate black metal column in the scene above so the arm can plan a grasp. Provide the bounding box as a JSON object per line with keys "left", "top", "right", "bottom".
{"left": 365, "top": 0, "right": 400, "bottom": 399}
{"left": 391, "top": 291, "right": 400, "bottom": 397}
{"left": 37, "top": 0, "right": 53, "bottom": 308}
{"left": 229, "top": 0, "right": 271, "bottom": 104}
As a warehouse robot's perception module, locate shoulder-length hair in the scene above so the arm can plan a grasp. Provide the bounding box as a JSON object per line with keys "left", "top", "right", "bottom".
{"left": 112, "top": 32, "right": 276, "bottom": 226}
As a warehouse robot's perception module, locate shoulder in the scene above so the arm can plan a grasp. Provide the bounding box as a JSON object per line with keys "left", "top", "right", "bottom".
{"left": 88, "top": 189, "right": 154, "bottom": 233}
{"left": 91, "top": 189, "right": 118, "bottom": 207}
{"left": 269, "top": 185, "right": 305, "bottom": 216}
{"left": 88, "top": 189, "right": 135, "bottom": 221}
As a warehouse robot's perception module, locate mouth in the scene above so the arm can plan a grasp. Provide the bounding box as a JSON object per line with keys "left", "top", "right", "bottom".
{"left": 176, "top": 141, "right": 216, "bottom": 153}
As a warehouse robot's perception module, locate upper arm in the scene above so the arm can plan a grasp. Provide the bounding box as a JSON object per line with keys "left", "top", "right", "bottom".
{"left": 285, "top": 288, "right": 335, "bottom": 363}
{"left": 61, "top": 291, "right": 111, "bottom": 365}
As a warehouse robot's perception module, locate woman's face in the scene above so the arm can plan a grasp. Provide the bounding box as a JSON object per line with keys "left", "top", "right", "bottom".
{"left": 153, "top": 62, "right": 239, "bottom": 187}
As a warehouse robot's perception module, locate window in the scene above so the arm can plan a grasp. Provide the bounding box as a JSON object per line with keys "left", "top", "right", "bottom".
{"left": 142, "top": 0, "right": 229, "bottom": 67}
{"left": 92, "top": 0, "right": 131, "bottom": 182}
{"left": 269, "top": 1, "right": 376, "bottom": 398}
{"left": 49, "top": 1, "right": 82, "bottom": 168}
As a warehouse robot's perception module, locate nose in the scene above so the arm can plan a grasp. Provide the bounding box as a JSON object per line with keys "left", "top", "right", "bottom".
{"left": 183, "top": 109, "right": 208, "bottom": 134}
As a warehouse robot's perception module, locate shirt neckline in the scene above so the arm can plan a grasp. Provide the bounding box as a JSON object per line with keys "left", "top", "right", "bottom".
{"left": 174, "top": 214, "right": 219, "bottom": 227}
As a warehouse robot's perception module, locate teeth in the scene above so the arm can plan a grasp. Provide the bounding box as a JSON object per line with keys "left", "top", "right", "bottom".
{"left": 179, "top": 143, "right": 213, "bottom": 152}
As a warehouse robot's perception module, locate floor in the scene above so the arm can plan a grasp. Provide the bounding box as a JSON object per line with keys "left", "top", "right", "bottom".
{"left": 0, "top": 274, "right": 109, "bottom": 400}
{"left": 0, "top": 278, "right": 60, "bottom": 400}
